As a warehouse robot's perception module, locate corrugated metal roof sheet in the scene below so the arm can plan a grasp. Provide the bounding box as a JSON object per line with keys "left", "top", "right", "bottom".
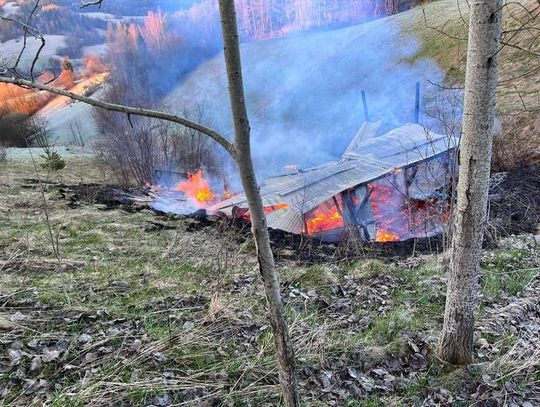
{"left": 209, "top": 123, "right": 459, "bottom": 234}
{"left": 349, "top": 124, "right": 457, "bottom": 163}
{"left": 342, "top": 121, "right": 383, "bottom": 158}
{"left": 266, "top": 206, "right": 304, "bottom": 234}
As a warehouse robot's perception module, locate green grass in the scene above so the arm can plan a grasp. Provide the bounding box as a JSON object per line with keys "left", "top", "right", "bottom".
{"left": 481, "top": 249, "right": 537, "bottom": 297}
{"left": 2, "top": 155, "right": 539, "bottom": 406}
{"left": 347, "top": 259, "right": 388, "bottom": 280}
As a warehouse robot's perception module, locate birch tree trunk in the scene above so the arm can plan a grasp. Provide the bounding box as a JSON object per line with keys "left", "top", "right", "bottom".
{"left": 439, "top": 0, "right": 503, "bottom": 364}
{"left": 217, "top": 1, "right": 300, "bottom": 405}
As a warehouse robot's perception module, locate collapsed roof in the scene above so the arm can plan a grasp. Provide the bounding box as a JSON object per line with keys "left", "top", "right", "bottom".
{"left": 209, "top": 122, "right": 459, "bottom": 240}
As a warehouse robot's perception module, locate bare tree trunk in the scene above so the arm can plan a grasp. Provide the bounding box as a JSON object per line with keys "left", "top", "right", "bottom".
{"left": 439, "top": 0, "right": 503, "bottom": 364}
{"left": 217, "top": 1, "right": 299, "bottom": 405}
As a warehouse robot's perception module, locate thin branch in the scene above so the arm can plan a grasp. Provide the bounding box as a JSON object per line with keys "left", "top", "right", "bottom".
{"left": 493, "top": 5, "right": 540, "bottom": 59}
{"left": 498, "top": 64, "right": 540, "bottom": 84}
{"left": 456, "top": 0, "right": 469, "bottom": 28}
{"left": 0, "top": 2, "right": 47, "bottom": 80}
{"left": 0, "top": 76, "right": 237, "bottom": 159}
{"left": 427, "top": 79, "right": 464, "bottom": 90}
{"left": 514, "top": 85, "right": 528, "bottom": 111}
{"left": 80, "top": 0, "right": 103, "bottom": 8}
{"left": 422, "top": 8, "right": 468, "bottom": 41}
{"left": 500, "top": 40, "right": 540, "bottom": 57}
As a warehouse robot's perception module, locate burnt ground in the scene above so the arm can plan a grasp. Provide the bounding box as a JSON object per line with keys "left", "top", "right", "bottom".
{"left": 487, "top": 166, "right": 540, "bottom": 240}
{"left": 1, "top": 158, "right": 539, "bottom": 406}
{"left": 59, "top": 165, "right": 540, "bottom": 260}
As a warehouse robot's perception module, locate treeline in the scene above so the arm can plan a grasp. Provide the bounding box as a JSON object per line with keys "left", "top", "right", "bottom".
{"left": 236, "top": 0, "right": 422, "bottom": 39}
{"left": 59, "top": 0, "right": 189, "bottom": 16}
{"left": 104, "top": 11, "right": 208, "bottom": 102}
{"left": 0, "top": 1, "right": 106, "bottom": 47}
{"left": 175, "top": 0, "right": 424, "bottom": 41}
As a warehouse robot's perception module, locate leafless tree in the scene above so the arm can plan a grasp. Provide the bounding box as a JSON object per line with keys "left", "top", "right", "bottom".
{"left": 0, "top": 0, "right": 299, "bottom": 403}
{"left": 218, "top": 2, "right": 298, "bottom": 403}
{"left": 439, "top": 0, "right": 503, "bottom": 364}
{"left": 422, "top": 0, "right": 539, "bottom": 364}
{"left": 69, "top": 120, "right": 86, "bottom": 149}
{"left": 173, "top": 99, "right": 221, "bottom": 175}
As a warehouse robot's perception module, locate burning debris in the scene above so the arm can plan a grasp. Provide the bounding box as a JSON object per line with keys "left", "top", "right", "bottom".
{"left": 175, "top": 170, "right": 215, "bottom": 206}
{"left": 147, "top": 169, "right": 230, "bottom": 215}
{"left": 209, "top": 122, "right": 459, "bottom": 242}
{"left": 146, "top": 122, "right": 458, "bottom": 243}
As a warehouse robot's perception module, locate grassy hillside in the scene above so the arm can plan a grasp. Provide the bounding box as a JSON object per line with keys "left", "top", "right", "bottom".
{"left": 167, "top": 0, "right": 539, "bottom": 173}
{"left": 167, "top": 9, "right": 445, "bottom": 174}
{"left": 401, "top": 0, "right": 540, "bottom": 115}
{"left": 1, "top": 146, "right": 539, "bottom": 406}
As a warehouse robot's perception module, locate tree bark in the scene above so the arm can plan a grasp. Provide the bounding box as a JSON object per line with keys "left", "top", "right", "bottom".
{"left": 217, "top": 1, "right": 299, "bottom": 405}
{"left": 439, "top": 0, "right": 503, "bottom": 364}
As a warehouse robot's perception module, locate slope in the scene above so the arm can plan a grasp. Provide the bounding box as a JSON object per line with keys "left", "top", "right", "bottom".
{"left": 166, "top": 0, "right": 539, "bottom": 174}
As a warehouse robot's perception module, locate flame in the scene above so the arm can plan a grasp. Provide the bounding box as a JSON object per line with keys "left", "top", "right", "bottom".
{"left": 42, "top": 3, "right": 60, "bottom": 12}
{"left": 368, "top": 175, "right": 407, "bottom": 242}
{"left": 284, "top": 163, "right": 298, "bottom": 172}
{"left": 239, "top": 203, "right": 288, "bottom": 221}
{"left": 376, "top": 230, "right": 400, "bottom": 242}
{"left": 175, "top": 170, "right": 214, "bottom": 206}
{"left": 264, "top": 203, "right": 288, "bottom": 214}
{"left": 306, "top": 204, "right": 343, "bottom": 235}
{"left": 368, "top": 165, "right": 453, "bottom": 242}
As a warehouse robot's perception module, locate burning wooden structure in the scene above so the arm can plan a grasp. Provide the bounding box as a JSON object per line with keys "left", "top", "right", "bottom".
{"left": 209, "top": 122, "right": 459, "bottom": 242}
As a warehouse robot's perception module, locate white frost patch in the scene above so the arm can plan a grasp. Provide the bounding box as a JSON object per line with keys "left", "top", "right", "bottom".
{"left": 0, "top": 1, "right": 19, "bottom": 17}
{"left": 80, "top": 11, "right": 117, "bottom": 21}
{"left": 0, "top": 35, "right": 66, "bottom": 72}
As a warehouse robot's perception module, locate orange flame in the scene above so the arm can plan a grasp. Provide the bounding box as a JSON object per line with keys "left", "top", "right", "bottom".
{"left": 369, "top": 176, "right": 407, "bottom": 242}
{"left": 175, "top": 170, "right": 214, "bottom": 206}
{"left": 284, "top": 163, "right": 298, "bottom": 172}
{"left": 306, "top": 205, "right": 343, "bottom": 235}
{"left": 376, "top": 230, "right": 400, "bottom": 242}
{"left": 42, "top": 3, "right": 60, "bottom": 12}
{"left": 264, "top": 203, "right": 288, "bottom": 214}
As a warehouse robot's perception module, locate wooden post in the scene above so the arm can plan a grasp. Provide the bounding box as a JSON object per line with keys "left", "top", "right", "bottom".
{"left": 414, "top": 82, "right": 420, "bottom": 124}
{"left": 361, "top": 90, "right": 370, "bottom": 122}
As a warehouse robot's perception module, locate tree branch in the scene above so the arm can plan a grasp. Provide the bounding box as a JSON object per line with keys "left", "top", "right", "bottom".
{"left": 0, "top": 76, "right": 237, "bottom": 159}
{"left": 422, "top": 8, "right": 468, "bottom": 41}
{"left": 80, "top": 0, "right": 103, "bottom": 8}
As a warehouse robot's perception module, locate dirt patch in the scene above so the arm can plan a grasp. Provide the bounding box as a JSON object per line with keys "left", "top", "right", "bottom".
{"left": 487, "top": 165, "right": 540, "bottom": 241}
{"left": 58, "top": 183, "right": 146, "bottom": 212}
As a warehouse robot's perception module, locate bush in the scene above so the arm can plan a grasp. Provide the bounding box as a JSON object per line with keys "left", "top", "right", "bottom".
{"left": 492, "top": 113, "right": 540, "bottom": 172}
{"left": 32, "top": 120, "right": 66, "bottom": 172}
{"left": 93, "top": 82, "right": 223, "bottom": 186}
{"left": 94, "top": 112, "right": 223, "bottom": 187}
{"left": 0, "top": 112, "right": 34, "bottom": 147}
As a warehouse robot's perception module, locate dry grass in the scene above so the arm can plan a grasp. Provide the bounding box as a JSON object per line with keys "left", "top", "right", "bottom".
{"left": 492, "top": 113, "right": 540, "bottom": 171}
{"left": 1, "top": 154, "right": 539, "bottom": 406}
{"left": 404, "top": 0, "right": 540, "bottom": 171}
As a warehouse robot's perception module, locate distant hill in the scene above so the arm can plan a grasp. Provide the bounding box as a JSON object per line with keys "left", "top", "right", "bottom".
{"left": 166, "top": 3, "right": 449, "bottom": 175}
{"left": 166, "top": 0, "right": 539, "bottom": 174}
{"left": 23, "top": 0, "right": 538, "bottom": 172}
